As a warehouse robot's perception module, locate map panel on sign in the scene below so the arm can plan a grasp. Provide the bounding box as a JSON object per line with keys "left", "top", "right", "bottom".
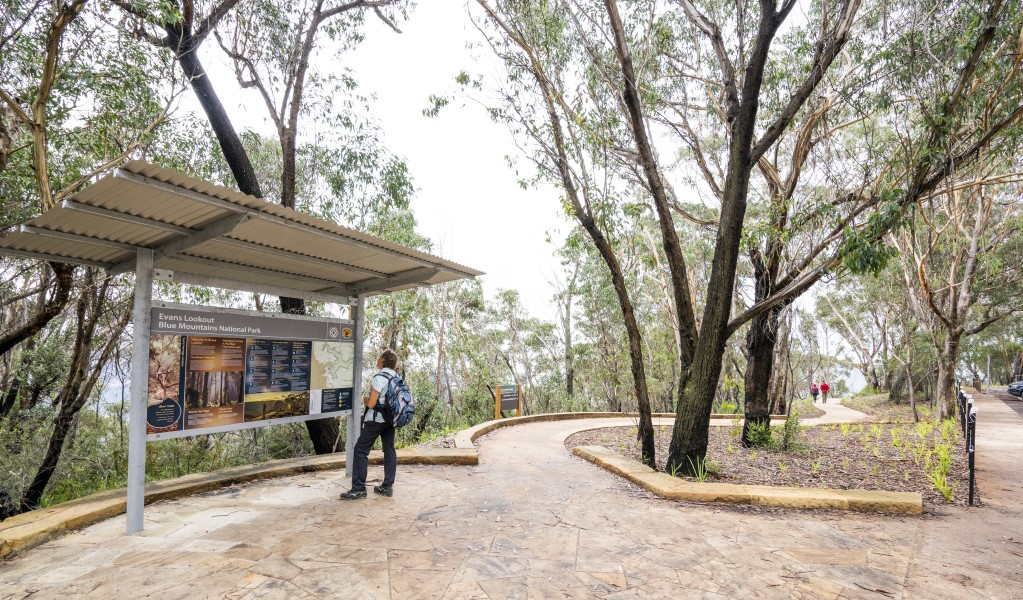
{"left": 311, "top": 341, "right": 355, "bottom": 389}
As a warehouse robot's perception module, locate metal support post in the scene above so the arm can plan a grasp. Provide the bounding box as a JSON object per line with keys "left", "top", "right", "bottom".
{"left": 346, "top": 294, "right": 366, "bottom": 477}
{"left": 126, "top": 248, "right": 154, "bottom": 534}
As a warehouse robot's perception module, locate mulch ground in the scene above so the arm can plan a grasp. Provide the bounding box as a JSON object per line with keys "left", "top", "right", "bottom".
{"left": 566, "top": 416, "right": 973, "bottom": 512}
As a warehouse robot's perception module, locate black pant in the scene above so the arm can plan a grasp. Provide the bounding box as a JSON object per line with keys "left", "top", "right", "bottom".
{"left": 351, "top": 419, "right": 396, "bottom": 491}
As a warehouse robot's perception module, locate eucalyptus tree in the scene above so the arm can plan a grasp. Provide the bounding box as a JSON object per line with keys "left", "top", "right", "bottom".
{"left": 474, "top": 1, "right": 660, "bottom": 465}
{"left": 116, "top": 0, "right": 413, "bottom": 453}
{"left": 894, "top": 177, "right": 1023, "bottom": 418}
{"left": 0, "top": 0, "right": 172, "bottom": 359}
{"left": 495, "top": 0, "right": 864, "bottom": 469}
{"left": 214, "top": 0, "right": 409, "bottom": 223}
{"left": 0, "top": 1, "right": 181, "bottom": 516}
{"left": 592, "top": 0, "right": 1022, "bottom": 463}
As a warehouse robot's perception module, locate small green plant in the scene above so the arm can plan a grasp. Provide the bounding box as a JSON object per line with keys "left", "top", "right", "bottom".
{"left": 810, "top": 460, "right": 820, "bottom": 474}
{"left": 890, "top": 429, "right": 902, "bottom": 448}
{"left": 870, "top": 424, "right": 883, "bottom": 442}
{"left": 778, "top": 462, "right": 789, "bottom": 473}
{"left": 719, "top": 401, "right": 738, "bottom": 414}
{"left": 839, "top": 423, "right": 851, "bottom": 437}
{"left": 727, "top": 443, "right": 734, "bottom": 454}
{"left": 668, "top": 461, "right": 683, "bottom": 477}
{"left": 780, "top": 409, "right": 802, "bottom": 451}
{"left": 705, "top": 460, "right": 722, "bottom": 476}
{"left": 749, "top": 450, "right": 760, "bottom": 461}
{"left": 745, "top": 420, "right": 774, "bottom": 448}
{"left": 927, "top": 470, "right": 959, "bottom": 501}
{"left": 688, "top": 456, "right": 709, "bottom": 482}
{"left": 939, "top": 419, "right": 959, "bottom": 444}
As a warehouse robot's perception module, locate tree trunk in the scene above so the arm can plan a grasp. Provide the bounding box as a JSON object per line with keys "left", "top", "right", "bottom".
{"left": 564, "top": 285, "right": 574, "bottom": 397}
{"left": 742, "top": 306, "right": 781, "bottom": 445}
{"left": 21, "top": 411, "right": 75, "bottom": 510}
{"left": 170, "top": 33, "right": 263, "bottom": 198}
{"left": 906, "top": 363, "right": 919, "bottom": 423}
{"left": 666, "top": 145, "right": 756, "bottom": 473}
{"left": 0, "top": 263, "right": 73, "bottom": 360}
{"left": 935, "top": 332, "right": 962, "bottom": 420}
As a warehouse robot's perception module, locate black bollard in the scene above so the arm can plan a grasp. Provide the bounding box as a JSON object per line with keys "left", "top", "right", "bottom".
{"left": 968, "top": 407, "right": 977, "bottom": 507}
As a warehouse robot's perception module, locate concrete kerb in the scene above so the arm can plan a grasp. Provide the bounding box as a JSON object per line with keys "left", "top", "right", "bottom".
{"left": 453, "top": 411, "right": 783, "bottom": 449}
{"left": 571, "top": 444, "right": 922, "bottom": 515}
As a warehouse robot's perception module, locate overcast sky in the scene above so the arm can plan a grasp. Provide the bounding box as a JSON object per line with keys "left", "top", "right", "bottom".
{"left": 197, "top": 3, "right": 569, "bottom": 322}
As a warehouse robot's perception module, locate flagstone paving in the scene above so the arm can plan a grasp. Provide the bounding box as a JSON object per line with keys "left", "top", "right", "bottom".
{"left": 1, "top": 395, "right": 1021, "bottom": 599}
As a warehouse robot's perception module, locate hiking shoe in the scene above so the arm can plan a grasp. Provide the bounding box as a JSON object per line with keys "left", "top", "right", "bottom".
{"left": 339, "top": 489, "right": 367, "bottom": 500}
{"left": 373, "top": 484, "right": 393, "bottom": 497}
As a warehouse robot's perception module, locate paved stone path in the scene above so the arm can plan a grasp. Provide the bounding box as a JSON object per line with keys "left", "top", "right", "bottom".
{"left": 1, "top": 397, "right": 1021, "bottom": 599}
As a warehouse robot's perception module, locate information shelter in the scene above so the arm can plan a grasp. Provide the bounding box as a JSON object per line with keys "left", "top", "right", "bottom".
{"left": 0, "top": 161, "right": 481, "bottom": 534}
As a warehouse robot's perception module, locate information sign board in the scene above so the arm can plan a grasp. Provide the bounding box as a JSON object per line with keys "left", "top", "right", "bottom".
{"left": 146, "top": 304, "right": 356, "bottom": 440}
{"left": 494, "top": 384, "right": 522, "bottom": 418}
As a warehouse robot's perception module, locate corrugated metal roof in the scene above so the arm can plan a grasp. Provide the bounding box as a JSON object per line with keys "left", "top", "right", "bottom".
{"left": 0, "top": 161, "right": 482, "bottom": 300}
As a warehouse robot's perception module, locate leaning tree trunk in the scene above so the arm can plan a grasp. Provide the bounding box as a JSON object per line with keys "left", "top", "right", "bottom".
{"left": 170, "top": 33, "right": 263, "bottom": 198}
{"left": 170, "top": 29, "right": 340, "bottom": 454}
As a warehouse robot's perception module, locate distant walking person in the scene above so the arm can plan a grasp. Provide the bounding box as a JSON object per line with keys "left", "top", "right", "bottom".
{"left": 341, "top": 349, "right": 400, "bottom": 500}
{"left": 810, "top": 382, "right": 820, "bottom": 403}
{"left": 820, "top": 380, "right": 830, "bottom": 403}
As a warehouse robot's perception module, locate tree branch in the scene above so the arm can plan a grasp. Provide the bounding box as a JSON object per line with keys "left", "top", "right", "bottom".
{"left": 193, "top": 0, "right": 245, "bottom": 44}
{"left": 676, "top": 0, "right": 739, "bottom": 124}
{"left": 751, "top": 0, "right": 861, "bottom": 162}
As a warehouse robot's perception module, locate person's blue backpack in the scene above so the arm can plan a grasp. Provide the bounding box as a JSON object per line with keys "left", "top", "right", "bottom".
{"left": 381, "top": 372, "right": 415, "bottom": 428}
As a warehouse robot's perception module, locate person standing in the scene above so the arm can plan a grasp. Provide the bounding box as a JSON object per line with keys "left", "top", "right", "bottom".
{"left": 810, "top": 382, "right": 819, "bottom": 403}
{"left": 341, "top": 349, "right": 399, "bottom": 500}
{"left": 820, "top": 379, "right": 830, "bottom": 404}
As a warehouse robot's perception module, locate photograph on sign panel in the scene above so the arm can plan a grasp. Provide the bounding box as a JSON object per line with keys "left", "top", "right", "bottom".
{"left": 183, "top": 336, "right": 245, "bottom": 430}
{"left": 244, "top": 391, "right": 310, "bottom": 421}
{"left": 184, "top": 371, "right": 244, "bottom": 409}
{"left": 310, "top": 341, "right": 354, "bottom": 390}
{"left": 147, "top": 334, "right": 183, "bottom": 433}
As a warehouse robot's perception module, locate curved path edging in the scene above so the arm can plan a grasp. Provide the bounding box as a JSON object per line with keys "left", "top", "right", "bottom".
{"left": 453, "top": 411, "right": 783, "bottom": 449}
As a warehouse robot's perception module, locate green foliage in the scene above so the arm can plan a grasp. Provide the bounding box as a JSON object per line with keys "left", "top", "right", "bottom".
{"left": 780, "top": 409, "right": 803, "bottom": 452}
{"left": 745, "top": 421, "right": 773, "bottom": 448}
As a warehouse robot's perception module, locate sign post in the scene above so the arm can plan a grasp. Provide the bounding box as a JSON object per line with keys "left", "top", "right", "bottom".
{"left": 347, "top": 294, "right": 366, "bottom": 477}
{"left": 494, "top": 384, "right": 523, "bottom": 419}
{"left": 126, "top": 248, "right": 153, "bottom": 534}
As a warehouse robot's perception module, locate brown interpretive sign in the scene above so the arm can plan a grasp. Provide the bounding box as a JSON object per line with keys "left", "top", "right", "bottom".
{"left": 494, "top": 384, "right": 522, "bottom": 419}
{"left": 146, "top": 305, "right": 356, "bottom": 439}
